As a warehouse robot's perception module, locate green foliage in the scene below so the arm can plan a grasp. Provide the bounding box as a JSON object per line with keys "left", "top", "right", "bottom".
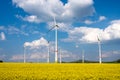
{"left": 0, "top": 60, "right": 3, "bottom": 63}
{"left": 69, "top": 59, "right": 98, "bottom": 63}
{"left": 68, "top": 59, "right": 120, "bottom": 63}
{"left": 0, "top": 63, "right": 120, "bottom": 80}
{"left": 116, "top": 59, "right": 120, "bottom": 63}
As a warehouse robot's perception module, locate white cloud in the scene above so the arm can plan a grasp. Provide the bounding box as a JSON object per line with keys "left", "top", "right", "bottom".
{"left": 8, "top": 26, "right": 28, "bottom": 36}
{"left": 112, "top": 51, "right": 120, "bottom": 54}
{"left": 102, "top": 50, "right": 120, "bottom": 58}
{"left": 16, "top": 15, "right": 41, "bottom": 23}
{"left": 63, "top": 27, "right": 103, "bottom": 43}
{"left": 24, "top": 40, "right": 49, "bottom": 61}
{"left": 84, "top": 16, "right": 106, "bottom": 24}
{"left": 10, "top": 52, "right": 47, "bottom": 61}
{"left": 102, "top": 52, "right": 111, "bottom": 58}
{"left": 0, "top": 32, "right": 6, "bottom": 40}
{"left": 23, "top": 38, "right": 50, "bottom": 61}
{"left": 84, "top": 20, "right": 94, "bottom": 24}
{"left": 29, "top": 53, "right": 47, "bottom": 60}
{"left": 63, "top": 19, "right": 120, "bottom": 43}
{"left": 60, "top": 49, "right": 79, "bottom": 59}
{"left": 8, "top": 26, "right": 20, "bottom": 34}
{"left": 11, "top": 39, "right": 79, "bottom": 62}
{"left": 24, "top": 15, "right": 40, "bottom": 23}
{"left": 99, "top": 16, "right": 106, "bottom": 21}
{"left": 24, "top": 37, "right": 48, "bottom": 48}
{"left": 103, "top": 20, "right": 120, "bottom": 40}
{"left": 13, "top": 0, "right": 95, "bottom": 23}
{"left": 10, "top": 54, "right": 23, "bottom": 60}
{"left": 0, "top": 25, "right": 29, "bottom": 36}
{"left": 12, "top": 43, "right": 49, "bottom": 61}
{"left": 10, "top": 46, "right": 48, "bottom": 61}
{"left": 63, "top": 0, "right": 95, "bottom": 19}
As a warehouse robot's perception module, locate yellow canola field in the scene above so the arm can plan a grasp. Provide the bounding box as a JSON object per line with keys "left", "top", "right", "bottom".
{"left": 0, "top": 63, "right": 120, "bottom": 80}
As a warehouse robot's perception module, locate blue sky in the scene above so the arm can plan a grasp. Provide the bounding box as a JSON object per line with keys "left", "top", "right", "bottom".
{"left": 0, "top": 0, "right": 120, "bottom": 62}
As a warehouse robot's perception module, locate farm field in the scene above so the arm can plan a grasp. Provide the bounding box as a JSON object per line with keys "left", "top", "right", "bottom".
{"left": 0, "top": 63, "right": 120, "bottom": 80}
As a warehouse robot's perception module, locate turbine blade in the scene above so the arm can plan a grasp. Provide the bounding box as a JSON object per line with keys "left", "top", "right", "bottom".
{"left": 53, "top": 16, "right": 59, "bottom": 28}
{"left": 53, "top": 16, "right": 57, "bottom": 25}
{"left": 47, "top": 26, "right": 55, "bottom": 33}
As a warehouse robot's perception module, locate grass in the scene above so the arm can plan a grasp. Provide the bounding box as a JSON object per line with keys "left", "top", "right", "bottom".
{"left": 0, "top": 63, "right": 120, "bottom": 80}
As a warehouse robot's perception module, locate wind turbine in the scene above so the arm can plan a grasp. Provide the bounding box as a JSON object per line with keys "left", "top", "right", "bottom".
{"left": 97, "top": 36, "right": 102, "bottom": 64}
{"left": 47, "top": 16, "right": 59, "bottom": 63}
{"left": 82, "top": 50, "right": 84, "bottom": 63}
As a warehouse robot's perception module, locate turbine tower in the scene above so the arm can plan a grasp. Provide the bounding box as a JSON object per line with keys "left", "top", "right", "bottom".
{"left": 54, "top": 16, "right": 59, "bottom": 63}
{"left": 82, "top": 50, "right": 84, "bottom": 63}
{"left": 97, "top": 36, "right": 102, "bottom": 64}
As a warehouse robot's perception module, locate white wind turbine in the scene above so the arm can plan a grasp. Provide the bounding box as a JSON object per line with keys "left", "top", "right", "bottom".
{"left": 82, "top": 50, "right": 84, "bottom": 63}
{"left": 97, "top": 35, "right": 102, "bottom": 64}
{"left": 47, "top": 16, "right": 59, "bottom": 63}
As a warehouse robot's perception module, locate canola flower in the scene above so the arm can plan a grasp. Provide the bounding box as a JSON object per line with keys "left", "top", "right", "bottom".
{"left": 0, "top": 63, "right": 120, "bottom": 80}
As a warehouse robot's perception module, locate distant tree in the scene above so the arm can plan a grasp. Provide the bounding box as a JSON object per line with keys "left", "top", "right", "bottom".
{"left": 117, "top": 59, "right": 120, "bottom": 63}
{"left": 0, "top": 60, "right": 3, "bottom": 63}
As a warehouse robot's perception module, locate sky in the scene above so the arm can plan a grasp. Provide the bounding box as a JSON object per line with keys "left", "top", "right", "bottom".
{"left": 0, "top": 0, "right": 120, "bottom": 62}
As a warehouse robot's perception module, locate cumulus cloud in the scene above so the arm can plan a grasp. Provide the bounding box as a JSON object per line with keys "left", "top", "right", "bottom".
{"left": 24, "top": 37, "right": 48, "bottom": 48}
{"left": 13, "top": 0, "right": 95, "bottom": 23}
{"left": 112, "top": 51, "right": 120, "bottom": 54}
{"left": 24, "top": 39, "right": 79, "bottom": 61}
{"left": 63, "top": 19, "right": 120, "bottom": 43}
{"left": 103, "top": 20, "right": 120, "bottom": 40}
{"left": 99, "top": 16, "right": 106, "bottom": 21}
{"left": 10, "top": 52, "right": 48, "bottom": 61}
{"left": 11, "top": 47, "right": 79, "bottom": 62}
{"left": 10, "top": 54, "right": 23, "bottom": 60}
{"left": 11, "top": 37, "right": 49, "bottom": 61}
{"left": 84, "top": 20, "right": 94, "bottom": 24}
{"left": 63, "top": 27, "right": 102, "bottom": 43}
{"left": 60, "top": 49, "right": 80, "bottom": 59}
{"left": 0, "top": 32, "right": 6, "bottom": 40}
{"left": 84, "top": 16, "right": 106, "bottom": 24}
{"left": 29, "top": 53, "right": 47, "bottom": 60}
{"left": 102, "top": 50, "right": 120, "bottom": 58}
{"left": 64, "top": 0, "right": 94, "bottom": 19}
{"left": 23, "top": 38, "right": 50, "bottom": 61}
{"left": 16, "top": 15, "right": 41, "bottom": 23}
